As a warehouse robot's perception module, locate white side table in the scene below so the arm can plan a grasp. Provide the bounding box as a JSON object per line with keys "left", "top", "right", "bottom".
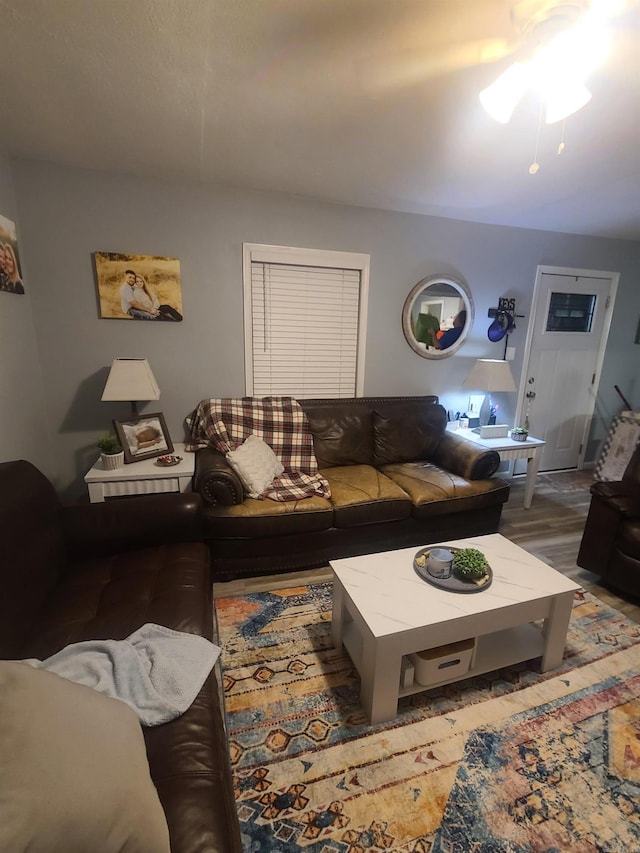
{"left": 447, "top": 426, "right": 546, "bottom": 509}
{"left": 84, "top": 443, "right": 195, "bottom": 503}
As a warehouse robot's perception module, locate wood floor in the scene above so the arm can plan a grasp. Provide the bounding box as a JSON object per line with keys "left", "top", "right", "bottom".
{"left": 215, "top": 470, "right": 640, "bottom": 624}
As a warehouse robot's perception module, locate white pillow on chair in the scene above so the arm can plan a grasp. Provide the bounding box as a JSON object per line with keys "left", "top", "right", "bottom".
{"left": 226, "top": 434, "right": 284, "bottom": 496}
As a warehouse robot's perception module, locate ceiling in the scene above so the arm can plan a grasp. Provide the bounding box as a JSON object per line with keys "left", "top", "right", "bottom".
{"left": 1, "top": 0, "right": 639, "bottom": 240}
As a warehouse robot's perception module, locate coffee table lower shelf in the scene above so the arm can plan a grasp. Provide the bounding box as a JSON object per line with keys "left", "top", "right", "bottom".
{"left": 342, "top": 621, "right": 545, "bottom": 700}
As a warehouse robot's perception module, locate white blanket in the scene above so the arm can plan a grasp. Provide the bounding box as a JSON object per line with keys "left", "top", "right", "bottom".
{"left": 22, "top": 623, "right": 221, "bottom": 726}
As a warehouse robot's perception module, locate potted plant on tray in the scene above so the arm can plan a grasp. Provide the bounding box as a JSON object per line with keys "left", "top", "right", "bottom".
{"left": 97, "top": 433, "right": 124, "bottom": 470}
{"left": 511, "top": 426, "right": 529, "bottom": 442}
{"left": 453, "top": 548, "right": 490, "bottom": 583}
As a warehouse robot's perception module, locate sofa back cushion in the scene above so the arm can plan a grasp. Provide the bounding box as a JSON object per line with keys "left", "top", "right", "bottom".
{"left": 0, "top": 461, "right": 67, "bottom": 658}
{"left": 373, "top": 403, "right": 447, "bottom": 466}
{"left": 300, "top": 396, "right": 443, "bottom": 469}
{"left": 303, "top": 407, "right": 374, "bottom": 468}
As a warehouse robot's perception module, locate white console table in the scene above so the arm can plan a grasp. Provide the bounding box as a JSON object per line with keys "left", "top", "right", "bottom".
{"left": 448, "top": 426, "right": 546, "bottom": 509}
{"left": 84, "top": 443, "right": 194, "bottom": 502}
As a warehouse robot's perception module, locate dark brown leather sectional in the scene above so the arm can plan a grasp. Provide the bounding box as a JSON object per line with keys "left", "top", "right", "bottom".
{"left": 0, "top": 460, "right": 242, "bottom": 853}
{"left": 578, "top": 444, "right": 640, "bottom": 599}
{"left": 193, "top": 395, "right": 511, "bottom": 580}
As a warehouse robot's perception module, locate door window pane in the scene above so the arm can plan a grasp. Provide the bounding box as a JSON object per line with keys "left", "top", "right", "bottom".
{"left": 546, "top": 292, "right": 596, "bottom": 332}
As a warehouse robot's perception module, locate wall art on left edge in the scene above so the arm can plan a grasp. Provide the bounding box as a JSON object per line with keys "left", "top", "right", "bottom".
{"left": 0, "top": 213, "right": 25, "bottom": 295}
{"left": 94, "top": 251, "right": 183, "bottom": 321}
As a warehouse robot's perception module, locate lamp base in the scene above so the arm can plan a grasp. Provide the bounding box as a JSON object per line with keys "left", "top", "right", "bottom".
{"left": 478, "top": 395, "right": 492, "bottom": 427}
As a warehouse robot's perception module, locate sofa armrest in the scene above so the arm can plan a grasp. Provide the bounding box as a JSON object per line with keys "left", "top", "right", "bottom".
{"left": 589, "top": 480, "right": 640, "bottom": 518}
{"left": 577, "top": 482, "right": 640, "bottom": 576}
{"left": 193, "top": 447, "right": 244, "bottom": 506}
{"left": 62, "top": 492, "right": 204, "bottom": 560}
{"left": 431, "top": 433, "right": 500, "bottom": 480}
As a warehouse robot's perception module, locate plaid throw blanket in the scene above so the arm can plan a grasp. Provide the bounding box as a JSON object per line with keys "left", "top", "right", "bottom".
{"left": 185, "top": 396, "right": 331, "bottom": 502}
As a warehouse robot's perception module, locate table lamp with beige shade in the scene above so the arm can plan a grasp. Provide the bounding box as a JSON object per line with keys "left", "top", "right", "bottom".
{"left": 463, "top": 358, "right": 517, "bottom": 435}
{"left": 101, "top": 358, "right": 160, "bottom": 417}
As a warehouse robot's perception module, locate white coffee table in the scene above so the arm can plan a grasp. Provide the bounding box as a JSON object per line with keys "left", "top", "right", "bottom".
{"left": 84, "top": 442, "right": 194, "bottom": 502}
{"left": 331, "top": 533, "right": 579, "bottom": 724}
{"left": 448, "top": 426, "right": 546, "bottom": 508}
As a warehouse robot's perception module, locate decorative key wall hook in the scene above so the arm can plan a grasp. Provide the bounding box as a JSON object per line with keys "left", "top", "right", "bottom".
{"left": 487, "top": 298, "right": 525, "bottom": 356}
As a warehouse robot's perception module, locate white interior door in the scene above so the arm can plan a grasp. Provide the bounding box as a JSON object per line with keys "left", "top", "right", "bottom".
{"left": 519, "top": 268, "right": 617, "bottom": 472}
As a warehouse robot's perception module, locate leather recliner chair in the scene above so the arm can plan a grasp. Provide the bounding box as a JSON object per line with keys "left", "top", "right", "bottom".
{"left": 577, "top": 444, "right": 640, "bottom": 598}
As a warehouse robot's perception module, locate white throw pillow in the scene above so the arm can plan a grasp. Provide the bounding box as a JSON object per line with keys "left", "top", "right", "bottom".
{"left": 226, "top": 433, "right": 284, "bottom": 495}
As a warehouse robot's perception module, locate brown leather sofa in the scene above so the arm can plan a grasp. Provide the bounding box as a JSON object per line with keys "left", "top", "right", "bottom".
{"left": 193, "top": 395, "right": 510, "bottom": 580}
{"left": 577, "top": 444, "right": 640, "bottom": 599}
{"left": 0, "top": 460, "right": 242, "bottom": 853}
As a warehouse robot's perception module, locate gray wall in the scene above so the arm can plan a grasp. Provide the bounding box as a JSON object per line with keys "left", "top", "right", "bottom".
{"left": 0, "top": 153, "right": 49, "bottom": 476}
{"left": 10, "top": 158, "right": 640, "bottom": 499}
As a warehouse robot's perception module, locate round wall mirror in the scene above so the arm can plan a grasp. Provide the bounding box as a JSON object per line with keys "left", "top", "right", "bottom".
{"left": 402, "top": 275, "right": 474, "bottom": 359}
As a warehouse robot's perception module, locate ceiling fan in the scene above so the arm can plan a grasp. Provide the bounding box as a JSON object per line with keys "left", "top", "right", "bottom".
{"left": 478, "top": 0, "right": 629, "bottom": 125}
{"left": 362, "top": 0, "right": 634, "bottom": 98}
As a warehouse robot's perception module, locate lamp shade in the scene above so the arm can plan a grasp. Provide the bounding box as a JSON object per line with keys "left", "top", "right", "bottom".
{"left": 462, "top": 359, "right": 517, "bottom": 392}
{"left": 101, "top": 358, "right": 160, "bottom": 406}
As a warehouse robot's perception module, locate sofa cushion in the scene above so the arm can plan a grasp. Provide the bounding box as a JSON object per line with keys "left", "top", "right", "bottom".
{"left": 373, "top": 407, "right": 446, "bottom": 466}
{"left": 226, "top": 434, "right": 284, "bottom": 496}
{"left": 380, "top": 461, "right": 510, "bottom": 519}
{"left": 16, "top": 542, "right": 212, "bottom": 661}
{"left": 203, "top": 494, "right": 333, "bottom": 539}
{"left": 322, "top": 464, "right": 412, "bottom": 528}
{"left": 306, "top": 409, "right": 374, "bottom": 468}
{"left": 0, "top": 661, "right": 170, "bottom": 853}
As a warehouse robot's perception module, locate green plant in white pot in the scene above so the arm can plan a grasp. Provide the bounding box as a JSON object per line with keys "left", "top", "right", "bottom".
{"left": 98, "top": 433, "right": 124, "bottom": 470}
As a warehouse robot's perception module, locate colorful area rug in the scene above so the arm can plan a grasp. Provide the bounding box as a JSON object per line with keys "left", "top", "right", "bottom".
{"left": 215, "top": 583, "right": 640, "bottom": 851}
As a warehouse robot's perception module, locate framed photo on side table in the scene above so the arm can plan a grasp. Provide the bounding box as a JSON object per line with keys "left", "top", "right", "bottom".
{"left": 114, "top": 413, "right": 173, "bottom": 463}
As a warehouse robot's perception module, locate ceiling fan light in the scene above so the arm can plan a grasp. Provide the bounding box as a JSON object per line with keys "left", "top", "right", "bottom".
{"left": 479, "top": 61, "right": 530, "bottom": 123}
{"left": 544, "top": 82, "right": 592, "bottom": 123}
{"left": 534, "top": 20, "right": 609, "bottom": 84}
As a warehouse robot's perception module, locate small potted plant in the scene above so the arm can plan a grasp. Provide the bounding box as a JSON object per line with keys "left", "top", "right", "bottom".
{"left": 511, "top": 426, "right": 529, "bottom": 442}
{"left": 97, "top": 433, "right": 124, "bottom": 469}
{"left": 453, "top": 548, "right": 490, "bottom": 583}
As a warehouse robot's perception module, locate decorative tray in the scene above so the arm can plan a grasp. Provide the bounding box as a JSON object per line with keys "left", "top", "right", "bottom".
{"left": 413, "top": 545, "right": 493, "bottom": 594}
{"left": 155, "top": 455, "right": 183, "bottom": 467}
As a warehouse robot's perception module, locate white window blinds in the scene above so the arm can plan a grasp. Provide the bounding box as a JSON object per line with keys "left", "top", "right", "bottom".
{"left": 249, "top": 261, "right": 362, "bottom": 398}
